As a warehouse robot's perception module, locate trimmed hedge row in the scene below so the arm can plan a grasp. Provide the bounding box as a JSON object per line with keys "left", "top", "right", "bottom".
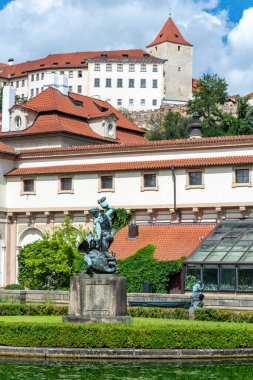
{"left": 0, "top": 304, "right": 68, "bottom": 316}
{"left": 194, "top": 308, "right": 253, "bottom": 323}
{"left": 0, "top": 322, "right": 253, "bottom": 349}
{"left": 128, "top": 306, "right": 189, "bottom": 320}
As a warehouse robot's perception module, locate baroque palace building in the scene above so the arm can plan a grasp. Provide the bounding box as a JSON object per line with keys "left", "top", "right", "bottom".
{"left": 0, "top": 17, "right": 193, "bottom": 111}
{"left": 1, "top": 76, "right": 253, "bottom": 291}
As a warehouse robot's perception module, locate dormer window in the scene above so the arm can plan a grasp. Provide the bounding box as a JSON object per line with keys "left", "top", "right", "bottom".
{"left": 15, "top": 116, "right": 22, "bottom": 129}
{"left": 174, "top": 34, "right": 179, "bottom": 38}
{"left": 107, "top": 123, "right": 114, "bottom": 137}
{"left": 122, "top": 54, "right": 128, "bottom": 58}
{"left": 101, "top": 53, "right": 107, "bottom": 58}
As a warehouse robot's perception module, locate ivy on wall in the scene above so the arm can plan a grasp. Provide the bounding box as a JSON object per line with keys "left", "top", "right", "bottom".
{"left": 117, "top": 245, "right": 185, "bottom": 293}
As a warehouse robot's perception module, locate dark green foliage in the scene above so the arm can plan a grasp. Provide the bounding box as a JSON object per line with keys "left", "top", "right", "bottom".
{"left": 128, "top": 307, "right": 189, "bottom": 319}
{"left": 1, "top": 321, "right": 253, "bottom": 349}
{"left": 146, "top": 111, "right": 190, "bottom": 140}
{"left": 0, "top": 303, "right": 68, "bottom": 316}
{"left": 18, "top": 217, "right": 87, "bottom": 290}
{"left": 117, "top": 245, "right": 184, "bottom": 293}
{"left": 4, "top": 284, "right": 24, "bottom": 290}
{"left": 194, "top": 308, "right": 253, "bottom": 323}
{"left": 111, "top": 208, "right": 135, "bottom": 230}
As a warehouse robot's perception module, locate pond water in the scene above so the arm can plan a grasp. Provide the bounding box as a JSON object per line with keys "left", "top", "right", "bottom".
{"left": 0, "top": 358, "right": 253, "bottom": 380}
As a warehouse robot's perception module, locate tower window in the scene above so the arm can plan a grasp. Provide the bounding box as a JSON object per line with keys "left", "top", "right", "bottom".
{"left": 178, "top": 46, "right": 181, "bottom": 51}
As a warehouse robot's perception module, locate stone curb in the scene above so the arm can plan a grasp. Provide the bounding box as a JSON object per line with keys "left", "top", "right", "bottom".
{"left": 1, "top": 346, "right": 253, "bottom": 359}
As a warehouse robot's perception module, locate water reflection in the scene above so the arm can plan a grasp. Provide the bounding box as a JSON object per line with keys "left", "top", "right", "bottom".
{"left": 0, "top": 358, "right": 253, "bottom": 380}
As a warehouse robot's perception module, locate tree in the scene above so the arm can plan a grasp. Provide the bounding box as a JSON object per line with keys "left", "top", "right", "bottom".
{"left": 146, "top": 111, "right": 190, "bottom": 140}
{"left": 187, "top": 73, "right": 228, "bottom": 129}
{"left": 18, "top": 217, "right": 87, "bottom": 290}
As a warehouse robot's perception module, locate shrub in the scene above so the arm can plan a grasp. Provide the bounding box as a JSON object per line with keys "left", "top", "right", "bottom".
{"left": 194, "top": 308, "right": 253, "bottom": 323}
{"left": 0, "top": 303, "right": 68, "bottom": 316}
{"left": 117, "top": 245, "right": 184, "bottom": 293}
{"left": 128, "top": 307, "right": 189, "bottom": 320}
{"left": 4, "top": 284, "right": 24, "bottom": 290}
{"left": 0, "top": 322, "right": 253, "bottom": 349}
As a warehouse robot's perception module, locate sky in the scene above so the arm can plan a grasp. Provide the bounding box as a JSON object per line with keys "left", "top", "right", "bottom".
{"left": 0, "top": 0, "right": 253, "bottom": 95}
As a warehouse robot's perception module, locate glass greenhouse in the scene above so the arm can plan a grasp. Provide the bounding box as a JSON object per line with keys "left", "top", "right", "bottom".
{"left": 184, "top": 221, "right": 253, "bottom": 292}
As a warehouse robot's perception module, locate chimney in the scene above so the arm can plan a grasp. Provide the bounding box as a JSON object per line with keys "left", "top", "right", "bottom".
{"left": 8, "top": 58, "right": 14, "bottom": 66}
{"left": 43, "top": 73, "right": 68, "bottom": 95}
{"left": 128, "top": 222, "right": 139, "bottom": 240}
{"left": 189, "top": 112, "right": 202, "bottom": 139}
{"left": 2, "top": 85, "right": 15, "bottom": 132}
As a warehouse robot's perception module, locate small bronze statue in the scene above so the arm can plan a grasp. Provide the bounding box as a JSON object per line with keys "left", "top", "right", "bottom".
{"left": 191, "top": 280, "right": 204, "bottom": 309}
{"left": 78, "top": 197, "right": 117, "bottom": 273}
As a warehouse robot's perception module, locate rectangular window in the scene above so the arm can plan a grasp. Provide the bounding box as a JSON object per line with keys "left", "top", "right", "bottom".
{"left": 31, "top": 74, "right": 34, "bottom": 81}
{"left": 77, "top": 85, "right": 82, "bottom": 93}
{"left": 140, "top": 64, "right": 146, "bottom": 72}
{"left": 60, "top": 70, "right": 64, "bottom": 75}
{"left": 178, "top": 67, "right": 181, "bottom": 72}
{"left": 186, "top": 170, "right": 204, "bottom": 189}
{"left": 117, "top": 99, "right": 122, "bottom": 106}
{"left": 152, "top": 99, "right": 157, "bottom": 106}
{"left": 140, "top": 79, "right": 146, "bottom": 88}
{"left": 31, "top": 89, "right": 34, "bottom": 97}
{"left": 106, "top": 63, "right": 112, "bottom": 72}
{"left": 36, "top": 88, "right": 39, "bottom": 95}
{"left": 129, "top": 99, "right": 134, "bottom": 106}
{"left": 106, "top": 78, "right": 112, "bottom": 87}
{"left": 36, "top": 73, "right": 39, "bottom": 81}
{"left": 140, "top": 99, "right": 145, "bottom": 106}
{"left": 78, "top": 70, "right": 82, "bottom": 77}
{"left": 152, "top": 79, "right": 158, "bottom": 88}
{"left": 129, "top": 64, "right": 135, "bottom": 72}
{"left": 117, "top": 78, "right": 123, "bottom": 88}
{"left": 141, "top": 173, "right": 158, "bottom": 191}
{"left": 233, "top": 167, "right": 251, "bottom": 187}
{"left": 69, "top": 70, "right": 73, "bottom": 78}
{"left": 41, "top": 73, "right": 44, "bottom": 80}
{"left": 16, "top": 81, "right": 19, "bottom": 88}
{"left": 94, "top": 63, "right": 100, "bottom": 71}
{"left": 178, "top": 46, "right": 181, "bottom": 51}
{"left": 129, "top": 79, "right": 134, "bottom": 88}
{"left": 117, "top": 63, "right": 123, "bottom": 72}
{"left": 68, "top": 86, "right": 73, "bottom": 91}
{"left": 22, "top": 80, "right": 25, "bottom": 87}
{"left": 94, "top": 78, "right": 100, "bottom": 87}
{"left": 152, "top": 64, "right": 158, "bottom": 72}
{"left": 99, "top": 174, "right": 114, "bottom": 192}
{"left": 21, "top": 178, "right": 35, "bottom": 194}
{"left": 58, "top": 177, "right": 73, "bottom": 193}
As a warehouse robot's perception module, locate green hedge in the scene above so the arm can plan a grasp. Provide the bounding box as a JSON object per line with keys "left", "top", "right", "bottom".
{"left": 194, "top": 308, "right": 253, "bottom": 323}
{"left": 128, "top": 306, "right": 189, "bottom": 320}
{"left": 0, "top": 322, "right": 253, "bottom": 349}
{"left": 0, "top": 304, "right": 68, "bottom": 316}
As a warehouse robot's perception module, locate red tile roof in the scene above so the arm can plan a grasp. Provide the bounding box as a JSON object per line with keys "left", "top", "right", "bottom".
{"left": 111, "top": 224, "right": 215, "bottom": 260}
{"left": 246, "top": 92, "right": 253, "bottom": 97}
{"left": 0, "top": 87, "right": 146, "bottom": 143}
{"left": 147, "top": 17, "right": 192, "bottom": 48}
{"left": 0, "top": 141, "right": 16, "bottom": 155}
{"left": 0, "top": 50, "right": 162, "bottom": 80}
{"left": 7, "top": 155, "right": 253, "bottom": 176}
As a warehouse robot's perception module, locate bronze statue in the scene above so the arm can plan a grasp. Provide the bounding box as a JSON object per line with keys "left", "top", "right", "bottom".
{"left": 78, "top": 197, "right": 117, "bottom": 273}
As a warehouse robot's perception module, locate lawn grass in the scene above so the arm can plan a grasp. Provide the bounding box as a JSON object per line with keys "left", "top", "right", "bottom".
{"left": 0, "top": 315, "right": 253, "bottom": 330}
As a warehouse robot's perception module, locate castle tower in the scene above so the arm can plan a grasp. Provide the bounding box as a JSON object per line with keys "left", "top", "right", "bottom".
{"left": 146, "top": 17, "right": 193, "bottom": 102}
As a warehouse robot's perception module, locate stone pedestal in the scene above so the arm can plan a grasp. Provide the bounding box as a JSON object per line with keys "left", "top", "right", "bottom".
{"left": 64, "top": 273, "right": 132, "bottom": 323}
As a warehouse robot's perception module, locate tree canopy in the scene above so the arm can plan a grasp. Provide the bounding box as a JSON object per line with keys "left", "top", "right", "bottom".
{"left": 146, "top": 111, "right": 190, "bottom": 141}
{"left": 18, "top": 217, "right": 87, "bottom": 290}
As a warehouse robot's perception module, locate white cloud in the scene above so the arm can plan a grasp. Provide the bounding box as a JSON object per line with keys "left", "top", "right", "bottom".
{"left": 0, "top": 0, "right": 253, "bottom": 95}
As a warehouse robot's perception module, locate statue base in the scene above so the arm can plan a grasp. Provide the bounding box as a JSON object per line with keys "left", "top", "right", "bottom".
{"left": 63, "top": 273, "right": 132, "bottom": 324}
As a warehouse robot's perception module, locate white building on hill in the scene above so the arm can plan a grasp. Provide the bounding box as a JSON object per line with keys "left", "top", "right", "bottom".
{"left": 0, "top": 17, "right": 193, "bottom": 110}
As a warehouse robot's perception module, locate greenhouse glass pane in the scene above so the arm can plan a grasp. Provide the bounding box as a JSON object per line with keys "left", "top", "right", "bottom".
{"left": 223, "top": 251, "right": 245, "bottom": 262}
{"left": 241, "top": 230, "right": 253, "bottom": 239}
{"left": 224, "top": 231, "right": 243, "bottom": 238}
{"left": 185, "top": 265, "right": 201, "bottom": 290}
{"left": 229, "top": 240, "right": 252, "bottom": 251}
{"left": 203, "top": 266, "right": 218, "bottom": 290}
{"left": 220, "top": 266, "right": 236, "bottom": 290}
{"left": 204, "top": 251, "right": 226, "bottom": 262}
{"left": 241, "top": 252, "right": 253, "bottom": 262}
{"left": 213, "top": 239, "right": 236, "bottom": 251}
{"left": 187, "top": 250, "right": 210, "bottom": 262}
{"left": 198, "top": 240, "right": 218, "bottom": 251}
{"left": 238, "top": 266, "right": 253, "bottom": 291}
{"left": 211, "top": 231, "right": 227, "bottom": 239}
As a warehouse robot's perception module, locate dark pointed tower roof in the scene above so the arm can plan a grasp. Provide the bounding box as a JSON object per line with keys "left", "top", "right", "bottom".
{"left": 147, "top": 17, "right": 193, "bottom": 48}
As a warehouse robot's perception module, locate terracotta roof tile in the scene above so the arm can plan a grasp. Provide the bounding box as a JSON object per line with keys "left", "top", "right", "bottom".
{"left": 111, "top": 224, "right": 216, "bottom": 260}
{"left": 0, "top": 50, "right": 162, "bottom": 80}
{"left": 7, "top": 155, "right": 253, "bottom": 176}
{"left": 0, "top": 141, "right": 16, "bottom": 155}
{"left": 147, "top": 17, "right": 192, "bottom": 48}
